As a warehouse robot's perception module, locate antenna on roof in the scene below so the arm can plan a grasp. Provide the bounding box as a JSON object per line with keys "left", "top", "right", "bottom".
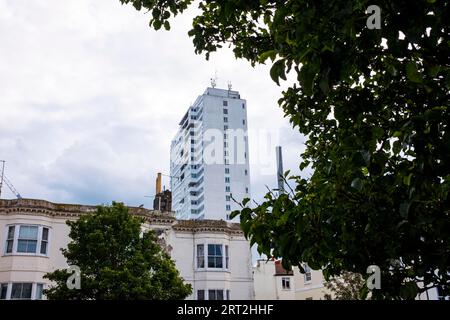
{"left": 210, "top": 70, "right": 218, "bottom": 88}
{"left": 227, "top": 81, "right": 232, "bottom": 91}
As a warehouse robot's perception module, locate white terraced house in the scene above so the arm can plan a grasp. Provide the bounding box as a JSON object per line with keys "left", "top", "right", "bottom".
{"left": 0, "top": 198, "right": 254, "bottom": 300}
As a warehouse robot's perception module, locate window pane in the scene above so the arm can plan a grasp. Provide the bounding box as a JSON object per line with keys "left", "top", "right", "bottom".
{"left": 36, "top": 284, "right": 43, "bottom": 300}
{"left": 197, "top": 244, "right": 204, "bottom": 268}
{"left": 197, "top": 244, "right": 204, "bottom": 256}
{"left": 42, "top": 228, "right": 49, "bottom": 241}
{"left": 207, "top": 245, "right": 224, "bottom": 268}
{"left": 225, "top": 246, "right": 229, "bottom": 269}
{"left": 19, "top": 226, "right": 38, "bottom": 240}
{"left": 7, "top": 226, "right": 15, "bottom": 239}
{"left": 215, "top": 257, "right": 223, "bottom": 268}
{"left": 0, "top": 284, "right": 7, "bottom": 300}
{"left": 27, "top": 240, "right": 37, "bottom": 253}
{"left": 17, "top": 240, "right": 37, "bottom": 253}
{"left": 40, "top": 241, "right": 48, "bottom": 255}
{"left": 11, "top": 283, "right": 22, "bottom": 299}
{"left": 208, "top": 290, "right": 216, "bottom": 300}
{"left": 197, "top": 290, "right": 205, "bottom": 300}
{"left": 17, "top": 240, "right": 27, "bottom": 252}
{"left": 217, "top": 290, "right": 224, "bottom": 300}
{"left": 22, "top": 283, "right": 32, "bottom": 299}
{"left": 6, "top": 240, "right": 13, "bottom": 253}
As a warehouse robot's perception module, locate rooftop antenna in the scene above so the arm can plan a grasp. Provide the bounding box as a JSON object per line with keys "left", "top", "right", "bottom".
{"left": 227, "top": 81, "right": 232, "bottom": 91}
{"left": 210, "top": 70, "right": 218, "bottom": 88}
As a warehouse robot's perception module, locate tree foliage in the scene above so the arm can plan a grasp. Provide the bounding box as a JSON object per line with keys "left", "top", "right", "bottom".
{"left": 121, "top": 0, "right": 450, "bottom": 299}
{"left": 44, "top": 202, "right": 192, "bottom": 300}
{"left": 324, "top": 272, "right": 366, "bottom": 300}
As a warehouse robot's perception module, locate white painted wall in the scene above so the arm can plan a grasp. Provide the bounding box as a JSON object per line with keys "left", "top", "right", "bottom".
{"left": 254, "top": 259, "right": 329, "bottom": 300}
{"left": 169, "top": 230, "right": 254, "bottom": 300}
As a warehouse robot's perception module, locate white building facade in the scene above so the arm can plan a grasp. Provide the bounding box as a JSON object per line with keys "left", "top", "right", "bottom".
{"left": 0, "top": 198, "right": 254, "bottom": 300}
{"left": 170, "top": 87, "right": 251, "bottom": 220}
{"left": 253, "top": 259, "right": 330, "bottom": 300}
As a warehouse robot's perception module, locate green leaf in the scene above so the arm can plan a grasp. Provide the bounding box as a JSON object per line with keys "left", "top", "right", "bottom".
{"left": 132, "top": 1, "right": 142, "bottom": 10}
{"left": 153, "top": 20, "right": 162, "bottom": 30}
{"left": 406, "top": 61, "right": 422, "bottom": 84}
{"left": 259, "top": 50, "right": 276, "bottom": 63}
{"left": 270, "top": 59, "right": 286, "bottom": 86}
{"left": 298, "top": 64, "right": 317, "bottom": 96}
{"left": 403, "top": 173, "right": 412, "bottom": 186}
{"left": 152, "top": 8, "right": 161, "bottom": 19}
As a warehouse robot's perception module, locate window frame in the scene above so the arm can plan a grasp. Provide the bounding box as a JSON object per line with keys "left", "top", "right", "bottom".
{"left": 209, "top": 289, "right": 224, "bottom": 300}
{"left": 0, "top": 283, "right": 45, "bottom": 300}
{"left": 4, "top": 224, "right": 51, "bottom": 256}
{"left": 304, "top": 264, "right": 312, "bottom": 283}
{"left": 0, "top": 283, "right": 8, "bottom": 300}
{"left": 11, "top": 283, "right": 33, "bottom": 300}
{"left": 282, "top": 277, "right": 291, "bottom": 290}
{"left": 196, "top": 243, "right": 229, "bottom": 271}
{"left": 197, "top": 290, "right": 205, "bottom": 300}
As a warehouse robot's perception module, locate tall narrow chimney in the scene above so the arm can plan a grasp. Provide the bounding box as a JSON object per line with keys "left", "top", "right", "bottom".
{"left": 156, "top": 172, "right": 162, "bottom": 195}
{"left": 276, "top": 146, "right": 284, "bottom": 194}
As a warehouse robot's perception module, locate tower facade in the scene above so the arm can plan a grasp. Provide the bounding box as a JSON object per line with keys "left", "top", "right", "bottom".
{"left": 170, "top": 87, "right": 251, "bottom": 220}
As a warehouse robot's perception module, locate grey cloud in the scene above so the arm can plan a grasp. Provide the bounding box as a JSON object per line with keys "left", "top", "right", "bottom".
{"left": 0, "top": 0, "right": 307, "bottom": 207}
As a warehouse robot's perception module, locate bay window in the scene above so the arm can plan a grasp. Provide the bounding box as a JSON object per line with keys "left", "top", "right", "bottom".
{"left": 196, "top": 289, "right": 230, "bottom": 300}
{"left": 196, "top": 243, "right": 230, "bottom": 270}
{"left": 4, "top": 224, "right": 50, "bottom": 255}
{"left": 0, "top": 283, "right": 45, "bottom": 300}
{"left": 11, "top": 283, "right": 32, "bottom": 300}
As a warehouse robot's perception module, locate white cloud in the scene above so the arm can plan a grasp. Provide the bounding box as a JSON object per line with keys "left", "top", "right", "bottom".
{"left": 0, "top": 0, "right": 307, "bottom": 206}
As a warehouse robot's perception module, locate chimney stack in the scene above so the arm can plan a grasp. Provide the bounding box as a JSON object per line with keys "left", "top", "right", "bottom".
{"left": 156, "top": 172, "right": 162, "bottom": 195}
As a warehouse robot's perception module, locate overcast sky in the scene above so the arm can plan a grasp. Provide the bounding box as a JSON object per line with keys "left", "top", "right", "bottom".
{"left": 0, "top": 0, "right": 306, "bottom": 208}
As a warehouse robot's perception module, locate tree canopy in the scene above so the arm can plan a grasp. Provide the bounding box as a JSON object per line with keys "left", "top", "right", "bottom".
{"left": 121, "top": 0, "right": 450, "bottom": 299}
{"left": 324, "top": 272, "right": 366, "bottom": 300}
{"left": 44, "top": 202, "right": 192, "bottom": 299}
